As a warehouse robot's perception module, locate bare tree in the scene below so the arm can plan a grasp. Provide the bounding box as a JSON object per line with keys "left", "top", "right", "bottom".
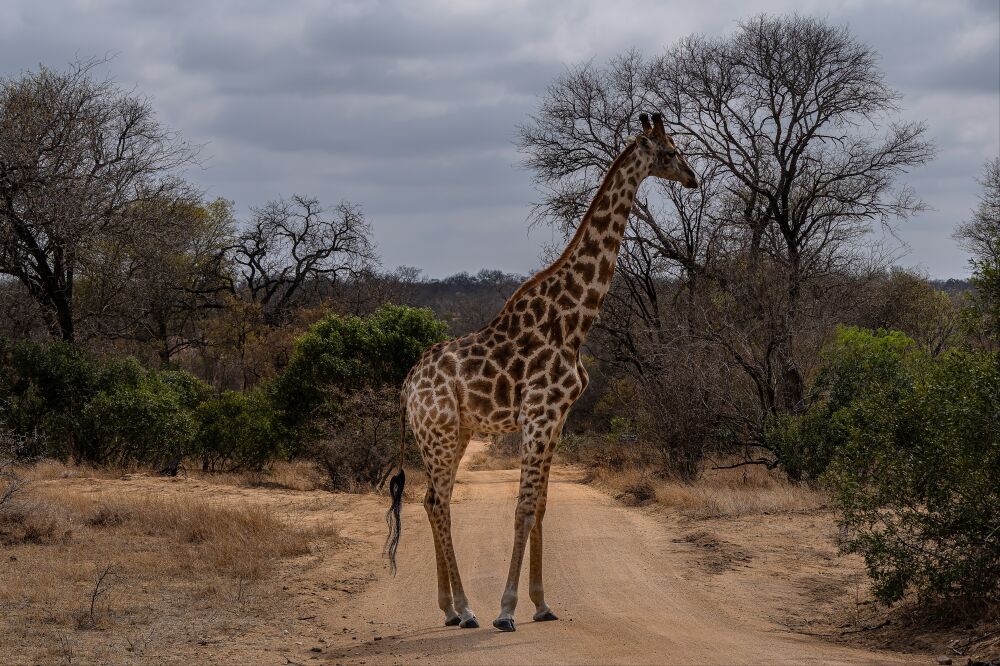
{"left": 955, "top": 159, "right": 1000, "bottom": 268}
{"left": 519, "top": 15, "right": 933, "bottom": 465}
{"left": 227, "top": 194, "right": 377, "bottom": 324}
{"left": 955, "top": 158, "right": 1000, "bottom": 342}
{"left": 647, "top": 15, "right": 932, "bottom": 407}
{"left": 0, "top": 59, "right": 198, "bottom": 342}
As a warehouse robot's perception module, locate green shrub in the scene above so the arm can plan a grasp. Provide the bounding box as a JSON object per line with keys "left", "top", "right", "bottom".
{"left": 79, "top": 372, "right": 203, "bottom": 466}
{"left": 160, "top": 370, "right": 214, "bottom": 407}
{"left": 196, "top": 389, "right": 281, "bottom": 472}
{"left": 0, "top": 339, "right": 215, "bottom": 466}
{"left": 774, "top": 327, "right": 1000, "bottom": 610}
{"left": 827, "top": 350, "right": 1000, "bottom": 610}
{"left": 271, "top": 304, "right": 447, "bottom": 448}
{"left": 812, "top": 327, "right": 922, "bottom": 410}
{"left": 765, "top": 408, "right": 842, "bottom": 482}
{"left": 0, "top": 339, "right": 98, "bottom": 458}
{"left": 765, "top": 327, "right": 925, "bottom": 480}
{"left": 94, "top": 356, "right": 146, "bottom": 392}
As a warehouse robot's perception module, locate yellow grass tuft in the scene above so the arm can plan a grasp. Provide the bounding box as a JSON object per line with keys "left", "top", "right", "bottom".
{"left": 465, "top": 450, "right": 519, "bottom": 471}
{"left": 187, "top": 460, "right": 327, "bottom": 491}
{"left": 19, "top": 457, "right": 329, "bottom": 491}
{"left": 591, "top": 460, "right": 825, "bottom": 518}
{"left": 1, "top": 480, "right": 336, "bottom": 581}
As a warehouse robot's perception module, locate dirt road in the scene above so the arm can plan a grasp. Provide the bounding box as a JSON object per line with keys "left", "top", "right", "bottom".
{"left": 323, "top": 440, "right": 919, "bottom": 665}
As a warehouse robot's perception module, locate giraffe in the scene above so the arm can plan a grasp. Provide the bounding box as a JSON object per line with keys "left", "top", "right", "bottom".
{"left": 383, "top": 112, "right": 698, "bottom": 632}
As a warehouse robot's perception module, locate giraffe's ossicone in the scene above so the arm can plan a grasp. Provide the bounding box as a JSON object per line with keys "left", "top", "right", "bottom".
{"left": 383, "top": 112, "right": 699, "bottom": 632}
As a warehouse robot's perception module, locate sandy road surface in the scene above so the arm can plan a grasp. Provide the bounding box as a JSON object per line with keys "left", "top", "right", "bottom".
{"left": 323, "top": 440, "right": 919, "bottom": 665}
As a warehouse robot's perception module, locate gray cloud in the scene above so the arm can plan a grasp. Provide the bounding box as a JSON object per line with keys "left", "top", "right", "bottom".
{"left": 1, "top": 0, "right": 997, "bottom": 278}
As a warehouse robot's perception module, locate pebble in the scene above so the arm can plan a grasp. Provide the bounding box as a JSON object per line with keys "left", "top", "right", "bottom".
{"left": 936, "top": 658, "right": 951, "bottom": 665}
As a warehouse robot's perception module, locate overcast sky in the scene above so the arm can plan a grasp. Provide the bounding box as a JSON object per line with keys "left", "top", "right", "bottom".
{"left": 3, "top": 0, "right": 997, "bottom": 278}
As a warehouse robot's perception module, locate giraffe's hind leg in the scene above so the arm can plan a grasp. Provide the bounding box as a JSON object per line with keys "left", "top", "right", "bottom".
{"left": 425, "top": 484, "right": 459, "bottom": 625}
{"left": 420, "top": 426, "right": 478, "bottom": 628}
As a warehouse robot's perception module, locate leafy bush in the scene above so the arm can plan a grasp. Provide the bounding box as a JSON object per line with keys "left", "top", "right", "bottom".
{"left": 79, "top": 371, "right": 207, "bottom": 466}
{"left": 771, "top": 327, "right": 1000, "bottom": 610}
{"left": 0, "top": 338, "right": 215, "bottom": 467}
{"left": 271, "top": 304, "right": 447, "bottom": 450}
{"left": 827, "top": 350, "right": 1000, "bottom": 610}
{"left": 764, "top": 409, "right": 840, "bottom": 483}
{"left": 0, "top": 339, "right": 98, "bottom": 458}
{"left": 157, "top": 369, "right": 214, "bottom": 410}
{"left": 766, "top": 327, "right": 924, "bottom": 481}
{"left": 196, "top": 390, "right": 281, "bottom": 472}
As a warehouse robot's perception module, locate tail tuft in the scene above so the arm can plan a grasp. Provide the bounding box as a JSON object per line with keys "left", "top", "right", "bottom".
{"left": 383, "top": 468, "right": 405, "bottom": 575}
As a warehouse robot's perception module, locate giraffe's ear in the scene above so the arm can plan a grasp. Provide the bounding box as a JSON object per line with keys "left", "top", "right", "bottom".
{"left": 635, "top": 134, "right": 652, "bottom": 150}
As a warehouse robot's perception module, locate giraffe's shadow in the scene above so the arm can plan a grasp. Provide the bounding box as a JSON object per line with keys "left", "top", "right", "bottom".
{"left": 326, "top": 621, "right": 544, "bottom": 662}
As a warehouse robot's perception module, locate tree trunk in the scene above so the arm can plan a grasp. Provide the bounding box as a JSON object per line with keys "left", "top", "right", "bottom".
{"left": 55, "top": 298, "right": 74, "bottom": 342}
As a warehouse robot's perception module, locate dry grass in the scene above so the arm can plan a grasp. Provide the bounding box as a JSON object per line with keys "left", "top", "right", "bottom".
{"left": 2, "top": 485, "right": 331, "bottom": 578}
{"left": 17, "top": 458, "right": 126, "bottom": 482}
{"left": 465, "top": 449, "right": 519, "bottom": 471}
{"left": 588, "top": 461, "right": 825, "bottom": 518}
{"left": 467, "top": 432, "right": 824, "bottom": 518}
{"left": 20, "top": 458, "right": 329, "bottom": 491}
{"left": 0, "top": 496, "right": 74, "bottom": 545}
{"left": 77, "top": 491, "right": 319, "bottom": 577}
{"left": 0, "top": 470, "right": 342, "bottom": 665}
{"left": 187, "top": 460, "right": 327, "bottom": 491}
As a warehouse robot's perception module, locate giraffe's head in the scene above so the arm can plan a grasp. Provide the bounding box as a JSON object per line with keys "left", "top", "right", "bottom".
{"left": 636, "top": 113, "right": 698, "bottom": 189}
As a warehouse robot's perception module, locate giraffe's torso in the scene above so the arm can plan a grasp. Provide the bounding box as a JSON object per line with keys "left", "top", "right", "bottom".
{"left": 403, "top": 308, "right": 588, "bottom": 439}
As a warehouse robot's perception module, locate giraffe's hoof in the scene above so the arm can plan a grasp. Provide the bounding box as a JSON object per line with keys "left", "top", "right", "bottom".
{"left": 492, "top": 618, "right": 516, "bottom": 632}
{"left": 444, "top": 616, "right": 461, "bottom": 626}
{"left": 459, "top": 617, "right": 480, "bottom": 629}
{"left": 533, "top": 610, "right": 559, "bottom": 622}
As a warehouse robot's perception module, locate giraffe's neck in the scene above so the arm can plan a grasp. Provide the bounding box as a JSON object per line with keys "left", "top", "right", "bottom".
{"left": 498, "top": 142, "right": 649, "bottom": 348}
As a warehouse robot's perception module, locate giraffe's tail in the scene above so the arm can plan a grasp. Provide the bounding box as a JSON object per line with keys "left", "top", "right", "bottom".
{"left": 383, "top": 386, "right": 408, "bottom": 575}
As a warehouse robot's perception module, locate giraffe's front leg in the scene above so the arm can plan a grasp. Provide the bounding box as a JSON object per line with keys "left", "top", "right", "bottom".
{"left": 530, "top": 419, "right": 563, "bottom": 623}
{"left": 493, "top": 425, "right": 554, "bottom": 632}
{"left": 529, "top": 482, "right": 558, "bottom": 622}
{"left": 493, "top": 487, "right": 537, "bottom": 632}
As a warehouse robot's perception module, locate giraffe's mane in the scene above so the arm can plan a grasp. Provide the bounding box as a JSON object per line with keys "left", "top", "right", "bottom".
{"left": 498, "top": 141, "right": 638, "bottom": 313}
